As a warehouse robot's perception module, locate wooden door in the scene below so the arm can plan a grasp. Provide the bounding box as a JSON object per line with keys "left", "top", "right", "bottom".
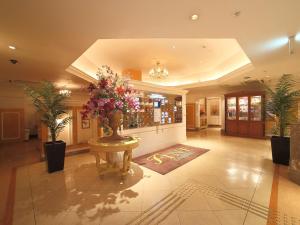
{"left": 0, "top": 109, "right": 24, "bottom": 142}
{"left": 186, "top": 103, "right": 196, "bottom": 129}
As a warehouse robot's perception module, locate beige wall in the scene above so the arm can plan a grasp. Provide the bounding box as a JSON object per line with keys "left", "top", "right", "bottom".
{"left": 207, "top": 97, "right": 222, "bottom": 126}
{"left": 0, "top": 83, "right": 38, "bottom": 135}
{"left": 0, "top": 83, "right": 90, "bottom": 136}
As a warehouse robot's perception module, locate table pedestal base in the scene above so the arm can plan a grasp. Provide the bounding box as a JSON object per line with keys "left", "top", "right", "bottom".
{"left": 92, "top": 150, "right": 133, "bottom": 176}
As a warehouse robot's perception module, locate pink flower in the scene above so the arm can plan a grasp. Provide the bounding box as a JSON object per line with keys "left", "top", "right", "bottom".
{"left": 115, "top": 101, "right": 124, "bottom": 110}
{"left": 81, "top": 65, "right": 140, "bottom": 121}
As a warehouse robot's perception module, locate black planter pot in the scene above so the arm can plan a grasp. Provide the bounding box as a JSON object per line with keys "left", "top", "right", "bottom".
{"left": 270, "top": 136, "right": 290, "bottom": 165}
{"left": 44, "top": 141, "right": 66, "bottom": 173}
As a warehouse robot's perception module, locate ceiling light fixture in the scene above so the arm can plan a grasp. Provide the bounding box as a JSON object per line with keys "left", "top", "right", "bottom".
{"left": 190, "top": 14, "right": 199, "bottom": 21}
{"left": 149, "top": 61, "right": 169, "bottom": 79}
{"left": 8, "top": 45, "right": 16, "bottom": 50}
{"left": 295, "top": 33, "right": 300, "bottom": 42}
{"left": 288, "top": 35, "right": 295, "bottom": 55}
{"left": 59, "top": 89, "right": 71, "bottom": 96}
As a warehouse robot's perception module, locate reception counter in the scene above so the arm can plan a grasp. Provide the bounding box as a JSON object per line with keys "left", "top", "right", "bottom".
{"left": 120, "top": 80, "right": 188, "bottom": 157}
{"left": 121, "top": 122, "right": 186, "bottom": 157}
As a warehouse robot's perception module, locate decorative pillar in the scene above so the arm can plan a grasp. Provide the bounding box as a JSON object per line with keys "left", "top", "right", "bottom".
{"left": 289, "top": 123, "right": 300, "bottom": 185}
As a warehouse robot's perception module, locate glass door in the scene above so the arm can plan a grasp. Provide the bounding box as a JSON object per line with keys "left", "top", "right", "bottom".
{"left": 238, "top": 97, "right": 248, "bottom": 121}
{"left": 227, "top": 97, "right": 236, "bottom": 120}
{"left": 250, "top": 96, "right": 262, "bottom": 121}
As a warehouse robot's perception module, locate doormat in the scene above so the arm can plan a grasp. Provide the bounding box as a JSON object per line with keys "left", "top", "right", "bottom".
{"left": 133, "top": 144, "right": 209, "bottom": 175}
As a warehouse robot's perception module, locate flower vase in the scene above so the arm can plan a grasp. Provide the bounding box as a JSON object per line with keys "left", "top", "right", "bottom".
{"left": 101, "top": 110, "right": 124, "bottom": 142}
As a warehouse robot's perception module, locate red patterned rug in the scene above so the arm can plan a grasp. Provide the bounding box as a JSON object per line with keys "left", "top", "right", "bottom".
{"left": 133, "top": 144, "right": 209, "bottom": 175}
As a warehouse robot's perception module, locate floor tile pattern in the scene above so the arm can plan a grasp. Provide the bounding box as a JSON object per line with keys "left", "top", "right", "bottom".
{"left": 3, "top": 129, "right": 300, "bottom": 225}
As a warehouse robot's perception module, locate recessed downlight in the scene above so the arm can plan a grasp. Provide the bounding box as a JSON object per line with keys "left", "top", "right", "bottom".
{"left": 190, "top": 14, "right": 199, "bottom": 21}
{"left": 8, "top": 45, "right": 16, "bottom": 50}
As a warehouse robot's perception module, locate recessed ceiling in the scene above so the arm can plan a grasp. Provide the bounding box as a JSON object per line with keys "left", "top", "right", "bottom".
{"left": 69, "top": 38, "right": 251, "bottom": 86}
{"left": 0, "top": 0, "right": 299, "bottom": 89}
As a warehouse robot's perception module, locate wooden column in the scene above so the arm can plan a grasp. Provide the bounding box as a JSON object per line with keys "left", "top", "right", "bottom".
{"left": 72, "top": 108, "right": 78, "bottom": 145}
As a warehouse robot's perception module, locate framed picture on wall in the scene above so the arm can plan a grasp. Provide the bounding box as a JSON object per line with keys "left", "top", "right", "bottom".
{"left": 81, "top": 119, "right": 90, "bottom": 129}
{"left": 210, "top": 103, "right": 219, "bottom": 116}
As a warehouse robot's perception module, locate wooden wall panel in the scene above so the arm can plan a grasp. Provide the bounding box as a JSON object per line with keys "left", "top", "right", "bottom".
{"left": 226, "top": 120, "right": 238, "bottom": 135}
{"left": 186, "top": 103, "right": 196, "bottom": 129}
{"left": 238, "top": 121, "right": 249, "bottom": 136}
{"left": 249, "top": 122, "right": 265, "bottom": 138}
{"left": 0, "top": 109, "right": 24, "bottom": 142}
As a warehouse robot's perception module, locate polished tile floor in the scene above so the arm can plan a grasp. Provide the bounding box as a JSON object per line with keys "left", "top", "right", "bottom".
{"left": 3, "top": 129, "right": 300, "bottom": 225}
{"left": 0, "top": 139, "right": 40, "bottom": 225}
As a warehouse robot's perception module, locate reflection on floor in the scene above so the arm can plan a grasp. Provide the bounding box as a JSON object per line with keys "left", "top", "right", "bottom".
{"left": 3, "top": 128, "right": 300, "bottom": 225}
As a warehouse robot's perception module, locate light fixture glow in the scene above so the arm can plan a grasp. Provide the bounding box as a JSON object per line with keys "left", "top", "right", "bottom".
{"left": 190, "top": 14, "right": 199, "bottom": 21}
{"left": 59, "top": 89, "right": 71, "bottom": 96}
{"left": 295, "top": 33, "right": 300, "bottom": 41}
{"left": 260, "top": 37, "right": 289, "bottom": 53}
{"left": 149, "top": 61, "right": 168, "bottom": 79}
{"left": 8, "top": 45, "right": 16, "bottom": 50}
{"left": 149, "top": 94, "right": 165, "bottom": 99}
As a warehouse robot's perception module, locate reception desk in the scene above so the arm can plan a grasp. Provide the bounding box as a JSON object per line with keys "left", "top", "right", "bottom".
{"left": 121, "top": 122, "right": 186, "bottom": 157}
{"left": 120, "top": 81, "right": 187, "bottom": 157}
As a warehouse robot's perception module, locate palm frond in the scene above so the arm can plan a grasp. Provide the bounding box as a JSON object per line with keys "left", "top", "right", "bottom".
{"left": 25, "top": 81, "right": 72, "bottom": 142}
{"left": 262, "top": 74, "right": 300, "bottom": 137}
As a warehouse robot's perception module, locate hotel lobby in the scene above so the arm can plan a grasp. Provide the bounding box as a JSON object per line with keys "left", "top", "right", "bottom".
{"left": 1, "top": 1, "right": 300, "bottom": 225}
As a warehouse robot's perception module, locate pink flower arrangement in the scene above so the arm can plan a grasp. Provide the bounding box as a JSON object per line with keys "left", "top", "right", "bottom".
{"left": 81, "top": 65, "right": 140, "bottom": 126}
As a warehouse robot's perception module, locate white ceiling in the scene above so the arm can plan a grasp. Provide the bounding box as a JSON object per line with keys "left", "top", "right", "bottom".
{"left": 0, "top": 0, "right": 299, "bottom": 90}
{"left": 70, "top": 38, "right": 251, "bottom": 86}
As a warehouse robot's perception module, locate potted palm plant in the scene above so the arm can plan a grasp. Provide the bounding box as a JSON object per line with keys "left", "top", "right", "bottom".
{"left": 25, "top": 81, "right": 72, "bottom": 173}
{"left": 263, "top": 74, "right": 300, "bottom": 165}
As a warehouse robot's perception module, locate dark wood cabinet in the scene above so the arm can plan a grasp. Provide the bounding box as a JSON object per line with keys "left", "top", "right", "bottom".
{"left": 186, "top": 103, "right": 196, "bottom": 130}
{"left": 225, "top": 91, "right": 265, "bottom": 138}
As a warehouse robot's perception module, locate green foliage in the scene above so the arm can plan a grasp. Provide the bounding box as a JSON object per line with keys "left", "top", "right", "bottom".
{"left": 25, "top": 81, "right": 72, "bottom": 142}
{"left": 262, "top": 74, "right": 300, "bottom": 137}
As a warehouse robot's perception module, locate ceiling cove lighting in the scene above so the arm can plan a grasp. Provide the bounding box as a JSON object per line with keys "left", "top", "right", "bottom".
{"left": 149, "top": 61, "right": 169, "bottom": 79}
{"left": 8, "top": 45, "right": 16, "bottom": 50}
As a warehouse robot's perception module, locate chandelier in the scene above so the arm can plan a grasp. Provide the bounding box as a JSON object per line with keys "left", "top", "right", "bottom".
{"left": 149, "top": 61, "right": 168, "bottom": 79}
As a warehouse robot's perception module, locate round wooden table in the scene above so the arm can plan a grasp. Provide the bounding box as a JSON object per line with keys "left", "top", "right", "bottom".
{"left": 88, "top": 136, "right": 139, "bottom": 176}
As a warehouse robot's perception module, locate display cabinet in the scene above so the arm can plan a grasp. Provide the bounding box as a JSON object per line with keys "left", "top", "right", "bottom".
{"left": 225, "top": 91, "right": 265, "bottom": 138}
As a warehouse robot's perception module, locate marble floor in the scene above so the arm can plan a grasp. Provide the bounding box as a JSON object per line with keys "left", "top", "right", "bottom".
{"left": 2, "top": 129, "right": 300, "bottom": 225}
{"left": 0, "top": 139, "right": 40, "bottom": 225}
